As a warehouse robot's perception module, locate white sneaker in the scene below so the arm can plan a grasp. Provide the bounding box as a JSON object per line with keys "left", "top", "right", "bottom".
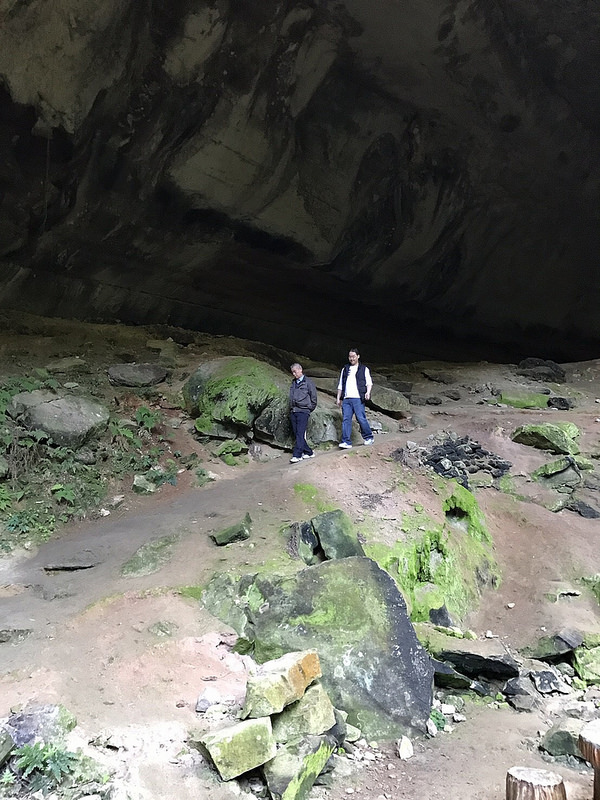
{"left": 363, "top": 438, "right": 374, "bottom": 445}
{"left": 289, "top": 456, "right": 301, "bottom": 463}
{"left": 338, "top": 442, "right": 353, "bottom": 449}
{"left": 302, "top": 453, "right": 315, "bottom": 459}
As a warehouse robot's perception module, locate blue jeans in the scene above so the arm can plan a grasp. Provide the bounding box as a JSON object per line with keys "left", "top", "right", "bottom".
{"left": 341, "top": 398, "right": 373, "bottom": 445}
{"left": 291, "top": 411, "right": 313, "bottom": 458}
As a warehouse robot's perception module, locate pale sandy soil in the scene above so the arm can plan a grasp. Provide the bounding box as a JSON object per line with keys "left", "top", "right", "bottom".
{"left": 0, "top": 314, "right": 599, "bottom": 799}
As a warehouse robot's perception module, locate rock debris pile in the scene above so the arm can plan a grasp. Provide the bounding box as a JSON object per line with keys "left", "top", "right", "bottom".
{"left": 395, "top": 432, "right": 512, "bottom": 489}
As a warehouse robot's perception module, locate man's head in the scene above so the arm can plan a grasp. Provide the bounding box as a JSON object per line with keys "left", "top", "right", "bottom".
{"left": 290, "top": 363, "right": 304, "bottom": 379}
{"left": 348, "top": 348, "right": 360, "bottom": 365}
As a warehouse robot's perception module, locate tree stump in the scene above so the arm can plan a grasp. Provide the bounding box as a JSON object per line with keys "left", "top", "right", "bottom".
{"left": 579, "top": 718, "right": 600, "bottom": 800}
{"left": 506, "top": 767, "right": 566, "bottom": 800}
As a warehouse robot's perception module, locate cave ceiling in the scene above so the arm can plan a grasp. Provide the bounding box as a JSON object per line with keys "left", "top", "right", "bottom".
{"left": 0, "top": 0, "right": 598, "bottom": 362}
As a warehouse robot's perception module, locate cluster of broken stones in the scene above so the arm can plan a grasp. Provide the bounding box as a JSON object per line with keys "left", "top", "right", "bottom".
{"left": 193, "top": 650, "right": 367, "bottom": 798}
{"left": 426, "top": 623, "right": 600, "bottom": 769}
{"left": 396, "top": 432, "right": 512, "bottom": 490}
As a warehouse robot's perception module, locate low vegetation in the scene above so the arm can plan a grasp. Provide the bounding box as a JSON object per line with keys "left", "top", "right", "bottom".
{"left": 0, "top": 374, "right": 182, "bottom": 551}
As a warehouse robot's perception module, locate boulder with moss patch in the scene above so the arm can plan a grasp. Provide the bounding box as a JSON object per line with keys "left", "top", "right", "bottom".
{"left": 204, "top": 557, "right": 433, "bottom": 738}
{"left": 511, "top": 422, "right": 580, "bottom": 455}
{"left": 183, "top": 356, "right": 288, "bottom": 436}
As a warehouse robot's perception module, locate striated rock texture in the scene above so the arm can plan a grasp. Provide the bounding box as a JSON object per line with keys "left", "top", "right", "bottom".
{"left": 0, "top": 0, "right": 598, "bottom": 360}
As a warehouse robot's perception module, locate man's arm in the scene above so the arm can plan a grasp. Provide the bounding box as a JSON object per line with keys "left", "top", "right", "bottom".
{"left": 308, "top": 379, "right": 317, "bottom": 410}
{"left": 364, "top": 366, "right": 373, "bottom": 401}
{"left": 336, "top": 370, "right": 343, "bottom": 406}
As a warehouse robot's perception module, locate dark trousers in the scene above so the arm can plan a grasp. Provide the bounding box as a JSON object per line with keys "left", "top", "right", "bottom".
{"left": 291, "top": 411, "right": 313, "bottom": 458}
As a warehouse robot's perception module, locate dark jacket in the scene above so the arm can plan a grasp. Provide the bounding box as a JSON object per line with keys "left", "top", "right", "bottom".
{"left": 341, "top": 363, "right": 368, "bottom": 401}
{"left": 289, "top": 376, "right": 317, "bottom": 412}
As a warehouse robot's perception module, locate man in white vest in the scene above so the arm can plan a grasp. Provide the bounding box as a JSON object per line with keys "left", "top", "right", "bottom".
{"left": 336, "top": 348, "right": 374, "bottom": 449}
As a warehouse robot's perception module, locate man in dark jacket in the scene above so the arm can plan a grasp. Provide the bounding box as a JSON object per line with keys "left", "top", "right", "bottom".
{"left": 289, "top": 363, "right": 317, "bottom": 463}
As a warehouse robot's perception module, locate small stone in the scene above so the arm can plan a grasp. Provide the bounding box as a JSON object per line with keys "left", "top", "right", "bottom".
{"left": 396, "top": 736, "right": 413, "bottom": 760}
{"left": 132, "top": 474, "right": 156, "bottom": 494}
{"left": 453, "top": 713, "right": 466, "bottom": 722}
{"left": 507, "top": 602, "right": 515, "bottom": 609}
{"left": 426, "top": 719, "right": 438, "bottom": 736}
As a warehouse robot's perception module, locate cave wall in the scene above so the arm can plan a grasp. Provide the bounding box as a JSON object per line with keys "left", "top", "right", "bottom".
{"left": 0, "top": 0, "right": 598, "bottom": 361}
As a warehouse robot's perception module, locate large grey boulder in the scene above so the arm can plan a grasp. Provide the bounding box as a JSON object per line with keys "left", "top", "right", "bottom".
{"left": 204, "top": 557, "right": 434, "bottom": 738}
{"left": 9, "top": 392, "right": 109, "bottom": 448}
{"left": 368, "top": 385, "right": 410, "bottom": 416}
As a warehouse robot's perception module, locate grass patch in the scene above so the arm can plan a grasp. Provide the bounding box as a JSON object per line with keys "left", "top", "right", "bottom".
{"left": 293, "top": 483, "right": 336, "bottom": 513}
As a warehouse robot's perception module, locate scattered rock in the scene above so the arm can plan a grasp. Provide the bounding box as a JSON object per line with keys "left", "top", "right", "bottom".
{"left": 132, "top": 474, "right": 157, "bottom": 494}
{"left": 108, "top": 363, "right": 168, "bottom": 387}
{"left": 210, "top": 513, "right": 252, "bottom": 545}
{"left": 396, "top": 736, "right": 413, "bottom": 760}
{"left": 200, "top": 717, "right": 277, "bottom": 781}
{"left": 242, "top": 650, "right": 322, "bottom": 719}
{"left": 262, "top": 734, "right": 336, "bottom": 800}
{"left": 540, "top": 718, "right": 585, "bottom": 758}
{"left": 271, "top": 683, "right": 336, "bottom": 743}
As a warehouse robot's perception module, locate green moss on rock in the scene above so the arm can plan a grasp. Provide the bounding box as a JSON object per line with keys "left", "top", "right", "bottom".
{"left": 511, "top": 422, "right": 580, "bottom": 455}
{"left": 365, "top": 484, "right": 498, "bottom": 622}
{"left": 183, "top": 356, "right": 287, "bottom": 435}
{"left": 500, "top": 392, "right": 550, "bottom": 409}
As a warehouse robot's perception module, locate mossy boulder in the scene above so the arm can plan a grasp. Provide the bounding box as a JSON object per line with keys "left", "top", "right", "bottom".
{"left": 531, "top": 456, "right": 593, "bottom": 491}
{"left": 183, "top": 356, "right": 288, "bottom": 437}
{"left": 184, "top": 356, "right": 339, "bottom": 448}
{"left": 511, "top": 422, "right": 580, "bottom": 455}
{"left": 365, "top": 484, "right": 498, "bottom": 623}
{"left": 203, "top": 557, "right": 434, "bottom": 739}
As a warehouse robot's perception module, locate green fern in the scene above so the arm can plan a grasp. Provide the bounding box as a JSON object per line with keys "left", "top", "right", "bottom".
{"left": 14, "top": 741, "right": 78, "bottom": 787}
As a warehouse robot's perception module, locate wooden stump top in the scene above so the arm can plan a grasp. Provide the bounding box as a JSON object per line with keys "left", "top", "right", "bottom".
{"left": 506, "top": 766, "right": 566, "bottom": 800}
